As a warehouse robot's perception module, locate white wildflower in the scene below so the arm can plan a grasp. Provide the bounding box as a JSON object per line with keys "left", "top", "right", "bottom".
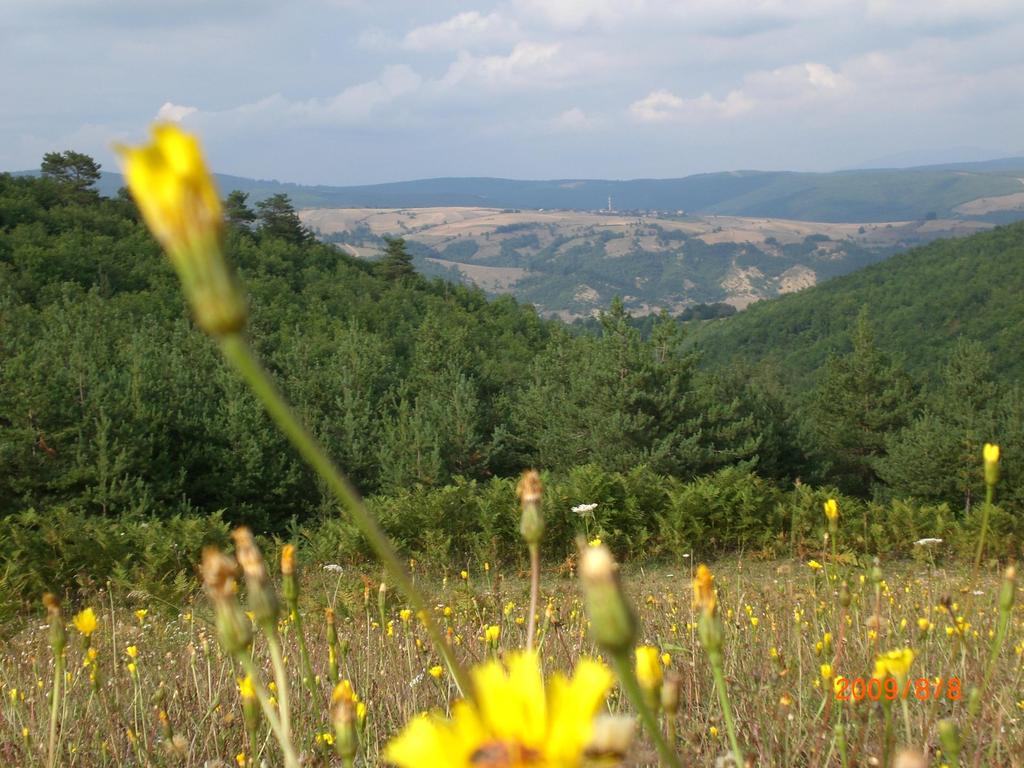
{"left": 323, "top": 564, "right": 344, "bottom": 574}
{"left": 572, "top": 503, "right": 598, "bottom": 516}
{"left": 913, "top": 538, "right": 943, "bottom": 547}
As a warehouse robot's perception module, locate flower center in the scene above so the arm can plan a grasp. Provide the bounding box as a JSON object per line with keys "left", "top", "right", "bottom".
{"left": 470, "top": 741, "right": 543, "bottom": 767}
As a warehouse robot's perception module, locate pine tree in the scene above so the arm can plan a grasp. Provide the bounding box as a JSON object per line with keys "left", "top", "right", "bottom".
{"left": 225, "top": 190, "right": 257, "bottom": 228}
{"left": 809, "top": 307, "right": 915, "bottom": 496}
{"left": 40, "top": 150, "right": 101, "bottom": 201}
{"left": 376, "top": 237, "right": 417, "bottom": 281}
{"left": 255, "top": 193, "right": 311, "bottom": 244}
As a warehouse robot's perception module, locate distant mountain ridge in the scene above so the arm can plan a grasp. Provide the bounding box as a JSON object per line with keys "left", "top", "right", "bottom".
{"left": 11, "top": 156, "right": 1024, "bottom": 223}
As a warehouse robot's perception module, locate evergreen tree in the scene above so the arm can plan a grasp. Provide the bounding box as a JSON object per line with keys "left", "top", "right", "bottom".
{"left": 878, "top": 340, "right": 1001, "bottom": 510}
{"left": 809, "top": 307, "right": 915, "bottom": 496}
{"left": 40, "top": 150, "right": 101, "bottom": 201}
{"left": 255, "top": 193, "right": 311, "bottom": 244}
{"left": 376, "top": 237, "right": 417, "bottom": 281}
{"left": 225, "top": 190, "right": 257, "bottom": 228}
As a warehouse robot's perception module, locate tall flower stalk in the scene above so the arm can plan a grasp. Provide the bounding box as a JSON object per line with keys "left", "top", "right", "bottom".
{"left": 116, "top": 122, "right": 473, "bottom": 701}
{"left": 973, "top": 443, "right": 1000, "bottom": 575}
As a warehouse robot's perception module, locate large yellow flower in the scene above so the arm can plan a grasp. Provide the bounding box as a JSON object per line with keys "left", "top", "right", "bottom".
{"left": 115, "top": 123, "right": 245, "bottom": 335}
{"left": 72, "top": 607, "right": 98, "bottom": 637}
{"left": 384, "top": 652, "right": 612, "bottom": 768}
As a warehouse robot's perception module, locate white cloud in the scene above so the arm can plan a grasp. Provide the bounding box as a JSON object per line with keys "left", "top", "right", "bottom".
{"left": 866, "top": 0, "right": 1019, "bottom": 27}
{"left": 401, "top": 11, "right": 519, "bottom": 51}
{"left": 439, "top": 42, "right": 567, "bottom": 89}
{"left": 155, "top": 102, "right": 198, "bottom": 122}
{"left": 514, "top": 0, "right": 647, "bottom": 29}
{"left": 436, "top": 40, "right": 610, "bottom": 92}
{"left": 186, "top": 65, "right": 422, "bottom": 134}
{"left": 629, "top": 90, "right": 685, "bottom": 122}
{"left": 550, "top": 107, "right": 596, "bottom": 131}
{"left": 630, "top": 61, "right": 846, "bottom": 122}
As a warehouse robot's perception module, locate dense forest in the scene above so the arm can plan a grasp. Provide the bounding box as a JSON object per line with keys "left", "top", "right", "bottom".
{"left": 2, "top": 160, "right": 1023, "bottom": 553}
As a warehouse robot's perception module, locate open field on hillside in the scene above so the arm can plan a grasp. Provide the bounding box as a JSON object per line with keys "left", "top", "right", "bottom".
{"left": 300, "top": 207, "right": 996, "bottom": 318}
{"left": 2, "top": 556, "right": 1020, "bottom": 767}
{"left": 300, "top": 207, "right": 990, "bottom": 250}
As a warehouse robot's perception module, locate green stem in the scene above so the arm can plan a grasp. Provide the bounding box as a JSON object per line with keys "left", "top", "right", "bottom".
{"left": 264, "top": 629, "right": 292, "bottom": 745}
{"left": 972, "top": 483, "right": 994, "bottom": 576}
{"left": 237, "top": 654, "right": 300, "bottom": 768}
{"left": 47, "top": 652, "right": 64, "bottom": 768}
{"left": 710, "top": 660, "right": 745, "bottom": 767}
{"left": 219, "top": 333, "right": 474, "bottom": 700}
{"left": 609, "top": 652, "right": 682, "bottom": 768}
{"left": 290, "top": 606, "right": 318, "bottom": 696}
{"left": 967, "top": 575, "right": 1013, "bottom": 731}
{"left": 526, "top": 543, "right": 540, "bottom": 652}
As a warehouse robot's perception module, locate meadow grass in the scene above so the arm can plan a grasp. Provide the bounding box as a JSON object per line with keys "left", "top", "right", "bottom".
{"left": 1, "top": 555, "right": 1021, "bottom": 766}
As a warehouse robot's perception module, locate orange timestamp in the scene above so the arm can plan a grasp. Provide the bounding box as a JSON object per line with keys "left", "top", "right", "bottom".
{"left": 834, "top": 676, "right": 962, "bottom": 702}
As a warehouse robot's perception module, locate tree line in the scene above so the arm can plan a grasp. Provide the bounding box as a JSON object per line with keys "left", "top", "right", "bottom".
{"left": 1, "top": 153, "right": 1021, "bottom": 535}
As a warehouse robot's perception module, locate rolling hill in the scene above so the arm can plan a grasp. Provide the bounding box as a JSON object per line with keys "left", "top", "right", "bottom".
{"left": 19, "top": 156, "right": 1024, "bottom": 224}
{"left": 688, "top": 220, "right": 1024, "bottom": 386}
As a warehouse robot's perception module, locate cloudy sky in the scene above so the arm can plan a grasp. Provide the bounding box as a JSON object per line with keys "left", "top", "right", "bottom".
{"left": 5, "top": 0, "right": 1024, "bottom": 184}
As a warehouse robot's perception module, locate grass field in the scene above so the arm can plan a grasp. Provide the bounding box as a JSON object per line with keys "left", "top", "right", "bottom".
{"left": 2, "top": 553, "right": 1020, "bottom": 767}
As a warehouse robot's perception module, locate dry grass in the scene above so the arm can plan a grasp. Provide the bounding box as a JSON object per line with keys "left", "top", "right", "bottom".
{"left": 1, "top": 556, "right": 1021, "bottom": 766}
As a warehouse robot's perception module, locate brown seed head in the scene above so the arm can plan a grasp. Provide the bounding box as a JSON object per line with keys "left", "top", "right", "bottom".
{"left": 42, "top": 593, "right": 62, "bottom": 617}
{"left": 200, "top": 547, "right": 239, "bottom": 602}
{"left": 231, "top": 528, "right": 266, "bottom": 583}
{"left": 516, "top": 470, "right": 542, "bottom": 504}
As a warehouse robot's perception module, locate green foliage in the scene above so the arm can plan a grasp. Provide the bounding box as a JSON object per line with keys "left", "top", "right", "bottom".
{"left": 375, "top": 236, "right": 417, "bottom": 281}
{"left": 807, "top": 308, "right": 916, "bottom": 494}
{"left": 0, "top": 506, "right": 231, "bottom": 623}
{"left": 40, "top": 150, "right": 101, "bottom": 201}
{"left": 225, "top": 189, "right": 257, "bottom": 227}
{"left": 692, "top": 221, "right": 1024, "bottom": 385}
{"left": 255, "top": 192, "right": 311, "bottom": 244}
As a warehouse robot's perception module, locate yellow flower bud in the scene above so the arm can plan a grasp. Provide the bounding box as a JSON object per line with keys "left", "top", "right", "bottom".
{"left": 983, "top": 443, "right": 1000, "bottom": 486}
{"left": 115, "top": 123, "right": 246, "bottom": 335}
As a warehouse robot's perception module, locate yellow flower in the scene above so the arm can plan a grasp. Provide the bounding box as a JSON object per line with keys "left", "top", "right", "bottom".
{"left": 400, "top": 609, "right": 413, "bottom": 623}
{"left": 429, "top": 666, "right": 444, "bottom": 680}
{"left": 823, "top": 499, "right": 839, "bottom": 521}
{"left": 134, "top": 609, "right": 148, "bottom": 623}
{"left": 692, "top": 564, "right": 716, "bottom": 615}
{"left": 984, "top": 443, "right": 1000, "bottom": 485}
{"left": 384, "top": 651, "right": 612, "bottom": 768}
{"left": 280, "top": 544, "right": 296, "bottom": 576}
{"left": 634, "top": 646, "right": 663, "bottom": 692}
{"left": 588, "top": 537, "right": 602, "bottom": 548}
{"left": 73, "top": 608, "right": 98, "bottom": 637}
{"left": 114, "top": 123, "right": 245, "bottom": 335}
{"left": 460, "top": 570, "right": 469, "bottom": 580}
{"left": 238, "top": 676, "right": 255, "bottom": 701}
{"left": 125, "top": 646, "right": 138, "bottom": 659}
{"left": 872, "top": 648, "right": 914, "bottom": 682}
{"left": 806, "top": 560, "right": 823, "bottom": 571}
{"left": 833, "top": 676, "right": 846, "bottom": 697}
{"left": 485, "top": 625, "right": 501, "bottom": 645}
{"left": 820, "top": 663, "right": 833, "bottom": 681}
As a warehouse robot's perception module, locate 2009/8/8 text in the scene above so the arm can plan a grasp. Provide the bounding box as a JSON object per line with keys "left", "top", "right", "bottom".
{"left": 834, "top": 677, "right": 961, "bottom": 701}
